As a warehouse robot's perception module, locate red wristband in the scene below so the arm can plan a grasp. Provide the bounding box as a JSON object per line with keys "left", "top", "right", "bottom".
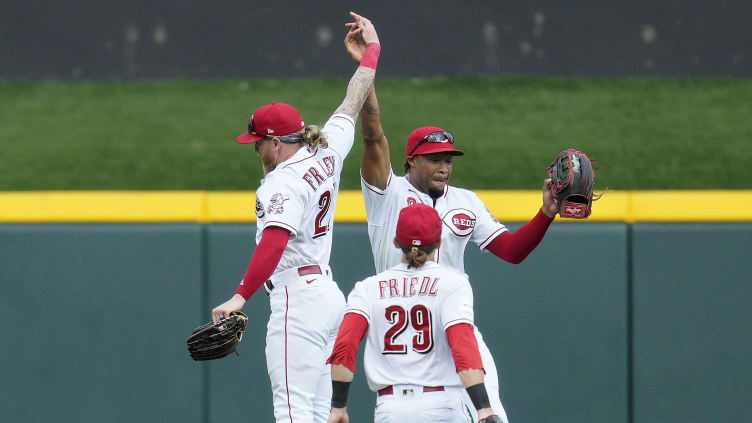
{"left": 359, "top": 43, "right": 381, "bottom": 70}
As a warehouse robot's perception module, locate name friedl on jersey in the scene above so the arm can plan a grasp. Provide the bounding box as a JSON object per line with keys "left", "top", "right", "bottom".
{"left": 378, "top": 276, "right": 439, "bottom": 299}
{"left": 301, "top": 155, "right": 336, "bottom": 192}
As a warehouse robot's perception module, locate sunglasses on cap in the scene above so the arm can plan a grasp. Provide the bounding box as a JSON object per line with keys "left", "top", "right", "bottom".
{"left": 407, "top": 130, "right": 454, "bottom": 156}
{"left": 247, "top": 115, "right": 302, "bottom": 143}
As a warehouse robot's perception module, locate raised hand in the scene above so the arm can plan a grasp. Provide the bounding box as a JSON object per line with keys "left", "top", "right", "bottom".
{"left": 344, "top": 24, "right": 367, "bottom": 64}
{"left": 348, "top": 11, "right": 379, "bottom": 46}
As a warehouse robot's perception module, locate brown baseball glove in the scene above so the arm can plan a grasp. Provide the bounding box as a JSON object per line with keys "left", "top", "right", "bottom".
{"left": 547, "top": 149, "right": 603, "bottom": 219}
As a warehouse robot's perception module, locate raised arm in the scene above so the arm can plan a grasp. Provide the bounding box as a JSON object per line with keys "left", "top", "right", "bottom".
{"left": 344, "top": 20, "right": 391, "bottom": 189}
{"left": 333, "top": 12, "right": 380, "bottom": 122}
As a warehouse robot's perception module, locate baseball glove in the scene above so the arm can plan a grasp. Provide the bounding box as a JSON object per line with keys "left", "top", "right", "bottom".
{"left": 187, "top": 311, "right": 248, "bottom": 361}
{"left": 547, "top": 149, "right": 600, "bottom": 219}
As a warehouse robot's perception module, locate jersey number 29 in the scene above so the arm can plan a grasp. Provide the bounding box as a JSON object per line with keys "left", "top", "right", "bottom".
{"left": 383, "top": 304, "right": 434, "bottom": 354}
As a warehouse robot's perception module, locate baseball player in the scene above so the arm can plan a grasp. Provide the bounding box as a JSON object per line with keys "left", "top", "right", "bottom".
{"left": 210, "top": 12, "right": 381, "bottom": 423}
{"left": 326, "top": 204, "right": 503, "bottom": 423}
{"left": 344, "top": 23, "right": 558, "bottom": 422}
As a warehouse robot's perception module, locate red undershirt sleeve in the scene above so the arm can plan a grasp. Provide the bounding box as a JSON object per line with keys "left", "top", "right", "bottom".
{"left": 234, "top": 226, "right": 290, "bottom": 300}
{"left": 327, "top": 313, "right": 369, "bottom": 373}
{"left": 446, "top": 323, "right": 485, "bottom": 373}
{"left": 484, "top": 208, "right": 554, "bottom": 264}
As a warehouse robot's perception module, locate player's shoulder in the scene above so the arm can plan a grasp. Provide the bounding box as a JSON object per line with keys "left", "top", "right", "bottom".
{"left": 258, "top": 168, "right": 309, "bottom": 197}
{"left": 428, "top": 262, "right": 468, "bottom": 280}
{"left": 446, "top": 183, "right": 482, "bottom": 202}
{"left": 278, "top": 148, "right": 320, "bottom": 173}
{"left": 322, "top": 113, "right": 355, "bottom": 134}
{"left": 350, "top": 273, "right": 383, "bottom": 295}
{"left": 423, "top": 262, "right": 470, "bottom": 288}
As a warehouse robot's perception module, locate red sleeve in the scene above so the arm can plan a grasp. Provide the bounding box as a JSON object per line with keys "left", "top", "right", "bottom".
{"left": 234, "top": 226, "right": 290, "bottom": 300}
{"left": 484, "top": 208, "right": 553, "bottom": 264}
{"left": 446, "top": 323, "right": 485, "bottom": 373}
{"left": 326, "top": 313, "right": 369, "bottom": 373}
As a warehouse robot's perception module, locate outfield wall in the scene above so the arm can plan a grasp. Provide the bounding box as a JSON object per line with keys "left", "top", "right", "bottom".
{"left": 1, "top": 221, "right": 750, "bottom": 423}
{"left": 3, "top": 0, "right": 751, "bottom": 80}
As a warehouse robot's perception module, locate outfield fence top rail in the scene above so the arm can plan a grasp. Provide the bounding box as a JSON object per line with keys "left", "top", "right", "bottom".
{"left": 1, "top": 191, "right": 751, "bottom": 223}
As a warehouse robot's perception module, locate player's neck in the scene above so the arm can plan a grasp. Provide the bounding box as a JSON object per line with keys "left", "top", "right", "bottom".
{"left": 406, "top": 173, "right": 426, "bottom": 195}
{"left": 276, "top": 143, "right": 305, "bottom": 166}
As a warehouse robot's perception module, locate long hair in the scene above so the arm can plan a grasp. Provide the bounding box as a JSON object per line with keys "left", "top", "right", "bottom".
{"left": 301, "top": 124, "right": 328, "bottom": 149}
{"left": 396, "top": 240, "right": 438, "bottom": 268}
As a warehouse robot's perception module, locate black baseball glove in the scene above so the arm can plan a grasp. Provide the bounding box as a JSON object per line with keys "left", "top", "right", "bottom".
{"left": 547, "top": 149, "right": 599, "bottom": 219}
{"left": 187, "top": 311, "right": 248, "bottom": 361}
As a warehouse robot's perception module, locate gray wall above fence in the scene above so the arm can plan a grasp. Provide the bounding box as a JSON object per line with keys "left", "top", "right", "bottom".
{"left": 3, "top": 0, "right": 751, "bottom": 80}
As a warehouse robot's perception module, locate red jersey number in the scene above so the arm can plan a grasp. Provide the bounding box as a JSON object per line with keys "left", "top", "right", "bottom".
{"left": 313, "top": 191, "right": 331, "bottom": 238}
{"left": 382, "top": 304, "right": 434, "bottom": 355}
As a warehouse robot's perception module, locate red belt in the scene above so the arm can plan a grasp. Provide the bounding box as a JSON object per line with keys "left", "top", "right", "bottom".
{"left": 377, "top": 385, "right": 445, "bottom": 396}
{"left": 265, "top": 265, "right": 323, "bottom": 294}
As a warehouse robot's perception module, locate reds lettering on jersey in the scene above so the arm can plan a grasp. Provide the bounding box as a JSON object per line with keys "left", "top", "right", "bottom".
{"left": 362, "top": 170, "right": 508, "bottom": 273}
{"left": 345, "top": 262, "right": 474, "bottom": 391}
{"left": 254, "top": 114, "right": 355, "bottom": 272}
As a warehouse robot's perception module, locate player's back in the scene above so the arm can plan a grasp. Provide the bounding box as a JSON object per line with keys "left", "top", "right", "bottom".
{"left": 254, "top": 114, "right": 355, "bottom": 271}
{"left": 346, "top": 261, "right": 475, "bottom": 392}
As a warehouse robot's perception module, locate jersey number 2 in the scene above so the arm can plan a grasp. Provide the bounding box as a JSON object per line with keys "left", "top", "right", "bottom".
{"left": 313, "top": 191, "right": 331, "bottom": 238}
{"left": 383, "top": 304, "right": 434, "bottom": 354}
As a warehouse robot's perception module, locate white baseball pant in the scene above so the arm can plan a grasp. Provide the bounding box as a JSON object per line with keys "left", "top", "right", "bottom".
{"left": 265, "top": 265, "right": 346, "bottom": 423}
{"left": 374, "top": 385, "right": 474, "bottom": 423}
{"left": 472, "top": 328, "right": 510, "bottom": 423}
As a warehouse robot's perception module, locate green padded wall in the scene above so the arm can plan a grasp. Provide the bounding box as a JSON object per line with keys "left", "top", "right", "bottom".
{"left": 465, "top": 223, "right": 629, "bottom": 423}
{"left": 0, "top": 224, "right": 203, "bottom": 423}
{"left": 632, "top": 224, "right": 752, "bottom": 423}
{"left": 1, "top": 222, "right": 749, "bottom": 423}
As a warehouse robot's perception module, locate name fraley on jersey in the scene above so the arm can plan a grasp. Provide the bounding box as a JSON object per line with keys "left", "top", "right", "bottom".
{"left": 302, "top": 155, "right": 335, "bottom": 191}
{"left": 256, "top": 155, "right": 336, "bottom": 216}
{"left": 378, "top": 275, "right": 440, "bottom": 299}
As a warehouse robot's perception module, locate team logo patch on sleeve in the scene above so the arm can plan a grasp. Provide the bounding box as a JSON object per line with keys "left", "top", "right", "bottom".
{"left": 255, "top": 198, "right": 265, "bottom": 218}
{"left": 267, "top": 193, "right": 290, "bottom": 214}
{"left": 442, "top": 209, "right": 477, "bottom": 237}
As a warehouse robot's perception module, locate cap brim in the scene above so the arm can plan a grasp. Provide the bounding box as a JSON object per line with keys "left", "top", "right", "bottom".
{"left": 237, "top": 132, "right": 264, "bottom": 144}
{"left": 411, "top": 144, "right": 465, "bottom": 157}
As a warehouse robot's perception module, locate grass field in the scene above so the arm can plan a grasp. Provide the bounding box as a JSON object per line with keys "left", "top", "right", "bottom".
{"left": 1, "top": 77, "right": 750, "bottom": 190}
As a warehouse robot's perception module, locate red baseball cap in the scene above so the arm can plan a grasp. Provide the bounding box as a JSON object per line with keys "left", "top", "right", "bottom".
{"left": 396, "top": 203, "right": 442, "bottom": 247}
{"left": 237, "top": 102, "right": 305, "bottom": 144}
{"left": 405, "top": 126, "right": 464, "bottom": 157}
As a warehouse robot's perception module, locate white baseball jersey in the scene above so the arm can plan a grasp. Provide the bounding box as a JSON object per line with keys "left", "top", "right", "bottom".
{"left": 256, "top": 113, "right": 354, "bottom": 423}
{"left": 362, "top": 169, "right": 508, "bottom": 273}
{"left": 254, "top": 113, "right": 355, "bottom": 271}
{"left": 346, "top": 261, "right": 474, "bottom": 391}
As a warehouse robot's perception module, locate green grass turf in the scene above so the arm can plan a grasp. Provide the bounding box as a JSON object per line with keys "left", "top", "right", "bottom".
{"left": 1, "top": 77, "right": 750, "bottom": 190}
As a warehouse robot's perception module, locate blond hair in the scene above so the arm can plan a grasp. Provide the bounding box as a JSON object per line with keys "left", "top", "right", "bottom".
{"left": 301, "top": 125, "right": 328, "bottom": 149}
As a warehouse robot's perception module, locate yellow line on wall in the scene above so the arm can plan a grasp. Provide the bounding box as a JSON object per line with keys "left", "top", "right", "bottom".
{"left": 1, "top": 191, "right": 751, "bottom": 223}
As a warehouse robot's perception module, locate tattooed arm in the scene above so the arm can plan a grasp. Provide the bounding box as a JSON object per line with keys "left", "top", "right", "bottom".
{"left": 334, "top": 12, "right": 379, "bottom": 122}
{"left": 359, "top": 87, "right": 390, "bottom": 189}
{"left": 334, "top": 66, "right": 376, "bottom": 121}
